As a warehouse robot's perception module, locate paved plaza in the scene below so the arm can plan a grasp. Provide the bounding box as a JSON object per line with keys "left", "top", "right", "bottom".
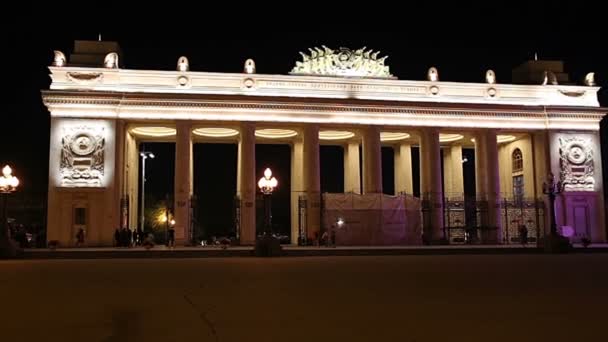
{"left": 2, "top": 254, "right": 607, "bottom": 341}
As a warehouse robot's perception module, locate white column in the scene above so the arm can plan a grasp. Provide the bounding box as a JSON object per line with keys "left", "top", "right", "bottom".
{"left": 237, "top": 122, "right": 256, "bottom": 245}
{"left": 344, "top": 141, "right": 361, "bottom": 194}
{"left": 531, "top": 131, "right": 552, "bottom": 237}
{"left": 443, "top": 145, "right": 464, "bottom": 197}
{"left": 303, "top": 124, "right": 321, "bottom": 240}
{"left": 362, "top": 126, "right": 382, "bottom": 194}
{"left": 174, "top": 121, "right": 193, "bottom": 245}
{"left": 290, "top": 139, "right": 303, "bottom": 245}
{"left": 125, "top": 130, "right": 139, "bottom": 231}
{"left": 114, "top": 120, "right": 126, "bottom": 231}
{"left": 420, "top": 128, "right": 444, "bottom": 243}
{"left": 475, "top": 130, "right": 502, "bottom": 243}
{"left": 394, "top": 143, "right": 413, "bottom": 195}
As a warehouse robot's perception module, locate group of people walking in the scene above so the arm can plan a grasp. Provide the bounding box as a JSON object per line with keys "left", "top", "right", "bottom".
{"left": 113, "top": 227, "right": 175, "bottom": 249}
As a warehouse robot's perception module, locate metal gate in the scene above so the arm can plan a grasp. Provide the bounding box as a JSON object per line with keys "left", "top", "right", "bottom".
{"left": 444, "top": 196, "right": 466, "bottom": 243}
{"left": 501, "top": 198, "right": 545, "bottom": 244}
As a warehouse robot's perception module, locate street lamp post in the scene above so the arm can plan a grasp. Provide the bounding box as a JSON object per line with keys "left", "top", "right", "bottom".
{"left": 140, "top": 151, "right": 155, "bottom": 232}
{"left": 0, "top": 165, "right": 19, "bottom": 257}
{"left": 542, "top": 173, "right": 569, "bottom": 253}
{"left": 542, "top": 173, "right": 562, "bottom": 237}
{"left": 256, "top": 168, "right": 280, "bottom": 257}
{"left": 258, "top": 168, "right": 278, "bottom": 236}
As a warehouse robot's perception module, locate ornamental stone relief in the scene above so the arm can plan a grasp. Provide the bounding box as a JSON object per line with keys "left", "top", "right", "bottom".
{"left": 291, "top": 46, "right": 393, "bottom": 78}
{"left": 60, "top": 126, "right": 105, "bottom": 187}
{"left": 559, "top": 137, "right": 595, "bottom": 191}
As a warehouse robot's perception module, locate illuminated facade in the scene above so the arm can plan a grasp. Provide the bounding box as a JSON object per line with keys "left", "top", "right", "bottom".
{"left": 42, "top": 41, "right": 606, "bottom": 246}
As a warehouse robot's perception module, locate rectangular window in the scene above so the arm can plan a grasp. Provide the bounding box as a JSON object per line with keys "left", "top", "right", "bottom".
{"left": 74, "top": 208, "right": 86, "bottom": 225}
{"left": 513, "top": 175, "right": 524, "bottom": 202}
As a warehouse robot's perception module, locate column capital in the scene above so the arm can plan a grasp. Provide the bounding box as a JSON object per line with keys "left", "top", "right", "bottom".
{"left": 175, "top": 120, "right": 193, "bottom": 130}
{"left": 239, "top": 121, "right": 256, "bottom": 130}
{"left": 421, "top": 127, "right": 441, "bottom": 135}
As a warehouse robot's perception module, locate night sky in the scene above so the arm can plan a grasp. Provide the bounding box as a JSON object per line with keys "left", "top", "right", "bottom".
{"left": 4, "top": 30, "right": 607, "bottom": 237}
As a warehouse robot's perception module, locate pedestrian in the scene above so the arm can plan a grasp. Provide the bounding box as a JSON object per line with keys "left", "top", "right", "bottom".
{"left": 168, "top": 227, "right": 175, "bottom": 248}
{"left": 518, "top": 223, "right": 528, "bottom": 246}
{"left": 135, "top": 228, "right": 143, "bottom": 246}
{"left": 76, "top": 228, "right": 85, "bottom": 247}
{"left": 126, "top": 229, "right": 133, "bottom": 247}
{"left": 143, "top": 233, "right": 155, "bottom": 250}
{"left": 321, "top": 230, "right": 329, "bottom": 247}
{"left": 114, "top": 228, "right": 121, "bottom": 247}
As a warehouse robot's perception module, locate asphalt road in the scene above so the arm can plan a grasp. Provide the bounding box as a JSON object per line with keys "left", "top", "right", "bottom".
{"left": 1, "top": 254, "right": 607, "bottom": 342}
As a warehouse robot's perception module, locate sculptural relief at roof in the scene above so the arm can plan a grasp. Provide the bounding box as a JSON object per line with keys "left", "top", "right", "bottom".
{"left": 290, "top": 46, "right": 393, "bottom": 78}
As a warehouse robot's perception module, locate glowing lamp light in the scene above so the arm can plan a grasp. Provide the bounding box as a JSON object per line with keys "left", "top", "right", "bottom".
{"left": 337, "top": 218, "right": 345, "bottom": 227}
{"left": 258, "top": 168, "right": 278, "bottom": 194}
{"left": 0, "top": 165, "right": 19, "bottom": 193}
{"left": 170, "top": 219, "right": 176, "bottom": 226}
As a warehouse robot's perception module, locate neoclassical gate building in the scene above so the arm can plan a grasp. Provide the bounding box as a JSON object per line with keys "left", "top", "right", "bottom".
{"left": 42, "top": 41, "right": 606, "bottom": 246}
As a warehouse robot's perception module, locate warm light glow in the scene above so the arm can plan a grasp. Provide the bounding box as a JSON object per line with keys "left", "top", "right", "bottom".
{"left": 319, "top": 130, "right": 355, "bottom": 141}
{"left": 259, "top": 168, "right": 278, "bottom": 194}
{"left": 380, "top": 132, "right": 411, "bottom": 142}
{"left": 192, "top": 128, "right": 239, "bottom": 138}
{"left": 255, "top": 129, "right": 298, "bottom": 139}
{"left": 131, "top": 127, "right": 176, "bottom": 137}
{"left": 337, "top": 218, "right": 345, "bottom": 227}
{"left": 497, "top": 135, "right": 517, "bottom": 143}
{"left": 470, "top": 135, "right": 517, "bottom": 144}
{"left": 439, "top": 134, "right": 464, "bottom": 143}
{"left": 0, "top": 165, "right": 19, "bottom": 192}
{"left": 158, "top": 214, "right": 174, "bottom": 224}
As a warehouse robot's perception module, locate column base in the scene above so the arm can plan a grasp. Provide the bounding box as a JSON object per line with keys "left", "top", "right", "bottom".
{"left": 479, "top": 227, "right": 501, "bottom": 245}
{"left": 254, "top": 235, "right": 283, "bottom": 257}
{"left": 543, "top": 235, "right": 572, "bottom": 254}
{"left": 0, "top": 237, "right": 21, "bottom": 259}
{"left": 175, "top": 238, "right": 192, "bottom": 247}
{"left": 422, "top": 235, "right": 449, "bottom": 246}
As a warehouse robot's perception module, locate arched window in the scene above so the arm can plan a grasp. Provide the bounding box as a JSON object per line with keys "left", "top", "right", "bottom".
{"left": 512, "top": 148, "right": 524, "bottom": 202}
{"left": 512, "top": 148, "right": 523, "bottom": 173}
